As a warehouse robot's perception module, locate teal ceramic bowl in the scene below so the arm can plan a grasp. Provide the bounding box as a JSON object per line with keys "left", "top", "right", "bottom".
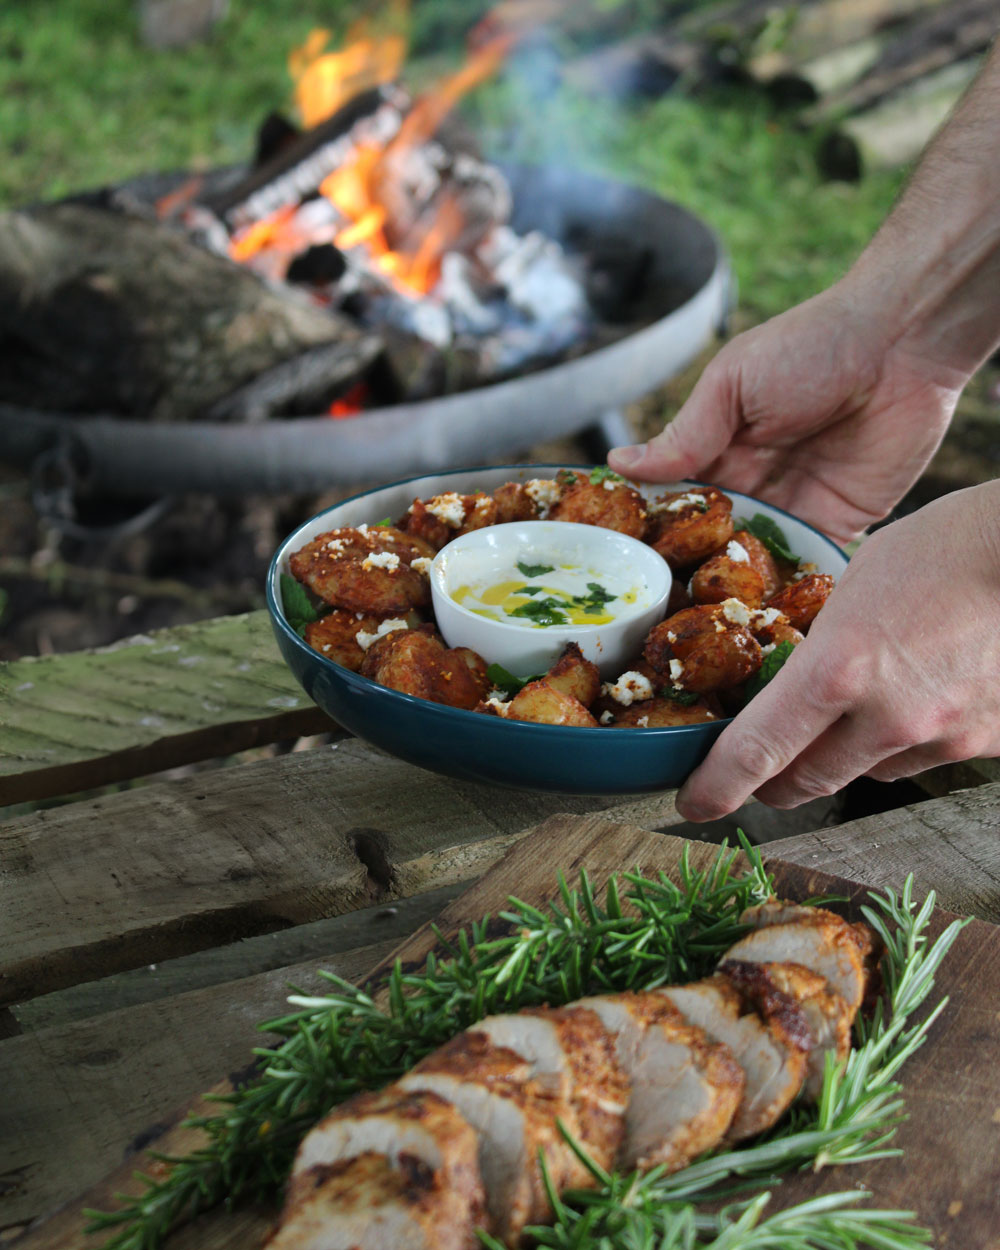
{"left": 266, "top": 465, "right": 849, "bottom": 794}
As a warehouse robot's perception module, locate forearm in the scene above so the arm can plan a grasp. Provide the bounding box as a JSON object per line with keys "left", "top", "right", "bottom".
{"left": 844, "top": 37, "right": 1000, "bottom": 382}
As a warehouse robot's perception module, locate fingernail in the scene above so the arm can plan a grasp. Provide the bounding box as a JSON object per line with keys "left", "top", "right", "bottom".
{"left": 609, "top": 445, "right": 644, "bottom": 470}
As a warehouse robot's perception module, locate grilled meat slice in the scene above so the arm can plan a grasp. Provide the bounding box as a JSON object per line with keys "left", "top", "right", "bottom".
{"left": 726, "top": 911, "right": 868, "bottom": 1013}
{"left": 473, "top": 1006, "right": 629, "bottom": 1174}
{"left": 578, "top": 992, "right": 744, "bottom": 1170}
{"left": 741, "top": 901, "right": 881, "bottom": 1000}
{"left": 267, "top": 1150, "right": 480, "bottom": 1250}
{"left": 288, "top": 1087, "right": 486, "bottom": 1227}
{"left": 397, "top": 1031, "right": 581, "bottom": 1246}
{"left": 720, "top": 960, "right": 852, "bottom": 1100}
{"left": 657, "top": 975, "right": 809, "bottom": 1141}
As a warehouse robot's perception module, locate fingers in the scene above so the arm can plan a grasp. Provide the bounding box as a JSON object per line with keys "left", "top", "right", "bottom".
{"left": 674, "top": 648, "right": 844, "bottom": 820}
{"left": 608, "top": 357, "right": 740, "bottom": 483}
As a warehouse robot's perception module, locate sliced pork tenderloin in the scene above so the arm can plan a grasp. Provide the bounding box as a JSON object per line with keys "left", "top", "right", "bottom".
{"left": 287, "top": 1087, "right": 486, "bottom": 1225}
{"left": 723, "top": 916, "right": 867, "bottom": 1013}
{"left": 720, "top": 959, "right": 853, "bottom": 1100}
{"left": 397, "top": 1030, "right": 582, "bottom": 1246}
{"left": 657, "top": 975, "right": 809, "bottom": 1141}
{"left": 577, "top": 991, "right": 744, "bottom": 1170}
{"left": 473, "top": 1005, "right": 629, "bottom": 1174}
{"left": 267, "top": 1149, "right": 480, "bottom": 1250}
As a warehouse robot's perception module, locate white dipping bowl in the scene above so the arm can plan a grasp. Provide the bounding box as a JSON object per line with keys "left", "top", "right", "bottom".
{"left": 430, "top": 521, "right": 672, "bottom": 679}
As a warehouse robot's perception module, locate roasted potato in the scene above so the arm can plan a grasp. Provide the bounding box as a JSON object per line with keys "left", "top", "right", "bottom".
{"left": 607, "top": 696, "right": 721, "bottom": 728}
{"left": 492, "top": 480, "right": 544, "bottom": 524}
{"left": 399, "top": 492, "right": 498, "bottom": 550}
{"left": 690, "top": 549, "right": 766, "bottom": 608}
{"left": 645, "top": 602, "right": 763, "bottom": 694}
{"left": 765, "top": 573, "right": 834, "bottom": 633}
{"left": 504, "top": 680, "right": 599, "bottom": 726}
{"left": 750, "top": 607, "right": 804, "bottom": 650}
{"left": 543, "top": 641, "right": 601, "bottom": 707}
{"left": 304, "top": 608, "right": 422, "bottom": 671}
{"left": 732, "top": 530, "right": 783, "bottom": 599}
{"left": 548, "top": 470, "right": 647, "bottom": 539}
{"left": 359, "top": 627, "right": 488, "bottom": 710}
{"left": 645, "top": 486, "right": 734, "bottom": 569}
{"left": 290, "top": 525, "right": 434, "bottom": 615}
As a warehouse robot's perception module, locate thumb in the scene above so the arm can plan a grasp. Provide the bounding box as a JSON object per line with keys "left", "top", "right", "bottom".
{"left": 608, "top": 356, "right": 740, "bottom": 482}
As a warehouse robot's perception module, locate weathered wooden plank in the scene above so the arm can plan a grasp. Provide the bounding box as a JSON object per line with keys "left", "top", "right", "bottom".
{"left": 15, "top": 813, "right": 1000, "bottom": 1250}
{"left": 765, "top": 781, "right": 1000, "bottom": 925}
{"left": 0, "top": 938, "right": 395, "bottom": 1234}
{"left": 13, "top": 882, "right": 466, "bottom": 1033}
{"left": 0, "top": 612, "right": 336, "bottom": 806}
{"left": 0, "top": 738, "right": 680, "bottom": 1006}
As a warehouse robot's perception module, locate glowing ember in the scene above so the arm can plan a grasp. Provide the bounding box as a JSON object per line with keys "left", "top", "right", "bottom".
{"left": 327, "top": 381, "right": 368, "bottom": 418}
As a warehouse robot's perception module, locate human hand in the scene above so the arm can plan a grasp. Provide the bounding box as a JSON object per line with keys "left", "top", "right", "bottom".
{"left": 673, "top": 482, "right": 1000, "bottom": 820}
{"left": 608, "top": 283, "right": 967, "bottom": 545}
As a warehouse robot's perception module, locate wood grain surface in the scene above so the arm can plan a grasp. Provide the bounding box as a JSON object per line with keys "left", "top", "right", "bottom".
{"left": 11, "top": 813, "right": 1000, "bottom": 1250}
{"left": 0, "top": 738, "right": 681, "bottom": 1007}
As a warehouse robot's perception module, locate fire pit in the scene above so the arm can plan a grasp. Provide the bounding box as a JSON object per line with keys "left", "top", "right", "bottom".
{"left": 0, "top": 29, "right": 730, "bottom": 498}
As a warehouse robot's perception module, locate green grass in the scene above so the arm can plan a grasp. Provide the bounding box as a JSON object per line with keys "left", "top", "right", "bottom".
{"left": 1, "top": 0, "right": 903, "bottom": 318}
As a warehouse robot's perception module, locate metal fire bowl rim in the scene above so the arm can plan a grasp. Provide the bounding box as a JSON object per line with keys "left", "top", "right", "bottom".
{"left": 1, "top": 165, "right": 732, "bottom": 496}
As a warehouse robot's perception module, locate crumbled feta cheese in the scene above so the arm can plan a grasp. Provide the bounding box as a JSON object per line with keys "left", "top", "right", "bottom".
{"left": 356, "top": 523, "right": 370, "bottom": 536}
{"left": 721, "top": 598, "right": 751, "bottom": 627}
{"left": 484, "top": 696, "right": 511, "bottom": 717}
{"left": 750, "top": 607, "right": 783, "bottom": 628}
{"left": 668, "top": 659, "right": 684, "bottom": 682}
{"left": 473, "top": 495, "right": 493, "bottom": 514}
{"left": 726, "top": 540, "right": 750, "bottom": 564}
{"left": 793, "top": 562, "right": 819, "bottom": 581}
{"left": 714, "top": 620, "right": 726, "bottom": 633}
{"left": 602, "top": 671, "right": 654, "bottom": 705}
{"left": 355, "top": 617, "right": 409, "bottom": 650}
{"left": 410, "top": 556, "right": 432, "bottom": 576}
{"left": 666, "top": 631, "right": 677, "bottom": 644}
{"left": 599, "top": 710, "right": 615, "bottom": 725}
{"left": 524, "top": 478, "right": 561, "bottom": 517}
{"left": 325, "top": 537, "right": 348, "bottom": 553}
{"left": 663, "top": 491, "right": 707, "bottom": 513}
{"left": 602, "top": 478, "right": 617, "bottom": 491}
{"left": 425, "top": 492, "right": 467, "bottom": 527}
{"left": 361, "top": 551, "right": 400, "bottom": 572}
{"left": 760, "top": 642, "right": 776, "bottom": 656}
{"left": 636, "top": 715, "right": 649, "bottom": 727}
{"left": 321, "top": 644, "right": 331, "bottom": 652}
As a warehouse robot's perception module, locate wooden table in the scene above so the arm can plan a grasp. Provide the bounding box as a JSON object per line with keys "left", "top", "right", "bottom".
{"left": 3, "top": 609, "right": 1000, "bottom": 1247}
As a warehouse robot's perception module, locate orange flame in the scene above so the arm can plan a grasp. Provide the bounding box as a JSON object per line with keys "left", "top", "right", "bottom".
{"left": 327, "top": 381, "right": 368, "bottom": 418}
{"left": 234, "top": 13, "right": 513, "bottom": 296}
{"left": 290, "top": 6, "right": 407, "bottom": 130}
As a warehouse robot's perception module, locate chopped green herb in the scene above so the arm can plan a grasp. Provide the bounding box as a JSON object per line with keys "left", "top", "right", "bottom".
{"left": 374, "top": 516, "right": 392, "bottom": 527}
{"left": 734, "top": 513, "right": 800, "bottom": 564}
{"left": 484, "top": 663, "right": 544, "bottom": 697}
{"left": 588, "top": 465, "right": 624, "bottom": 485}
{"left": 661, "top": 685, "right": 701, "bottom": 706}
{"left": 743, "top": 639, "right": 796, "bottom": 701}
{"left": 517, "top": 560, "right": 556, "bottom": 578}
{"left": 569, "top": 581, "right": 617, "bottom": 615}
{"left": 280, "top": 574, "right": 320, "bottom": 638}
{"left": 519, "top": 585, "right": 545, "bottom": 595}
{"left": 509, "top": 597, "right": 569, "bottom": 625}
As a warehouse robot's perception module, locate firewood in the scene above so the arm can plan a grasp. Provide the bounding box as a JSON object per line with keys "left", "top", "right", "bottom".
{"left": 0, "top": 203, "right": 381, "bottom": 423}
{"left": 816, "top": 56, "right": 983, "bottom": 179}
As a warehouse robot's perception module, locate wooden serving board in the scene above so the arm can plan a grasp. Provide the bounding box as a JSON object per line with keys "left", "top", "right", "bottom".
{"left": 16, "top": 815, "right": 1000, "bottom": 1250}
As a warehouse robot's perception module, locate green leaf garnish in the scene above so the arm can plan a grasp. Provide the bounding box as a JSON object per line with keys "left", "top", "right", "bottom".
{"left": 569, "top": 581, "right": 616, "bottom": 615}
{"left": 374, "top": 516, "right": 392, "bottom": 526}
{"left": 743, "top": 639, "right": 796, "bottom": 701}
{"left": 661, "top": 685, "right": 701, "bottom": 706}
{"left": 589, "top": 465, "right": 624, "bottom": 485}
{"left": 280, "top": 573, "right": 320, "bottom": 637}
{"left": 509, "top": 597, "right": 569, "bottom": 625}
{"left": 735, "top": 513, "right": 800, "bottom": 563}
{"left": 484, "top": 663, "right": 544, "bottom": 697}
{"left": 517, "top": 560, "right": 556, "bottom": 578}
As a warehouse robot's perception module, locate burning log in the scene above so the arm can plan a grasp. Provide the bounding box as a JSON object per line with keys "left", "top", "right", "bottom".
{"left": 0, "top": 202, "right": 381, "bottom": 422}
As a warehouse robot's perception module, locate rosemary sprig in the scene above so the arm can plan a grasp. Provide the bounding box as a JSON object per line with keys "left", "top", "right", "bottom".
{"left": 85, "top": 844, "right": 964, "bottom": 1250}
